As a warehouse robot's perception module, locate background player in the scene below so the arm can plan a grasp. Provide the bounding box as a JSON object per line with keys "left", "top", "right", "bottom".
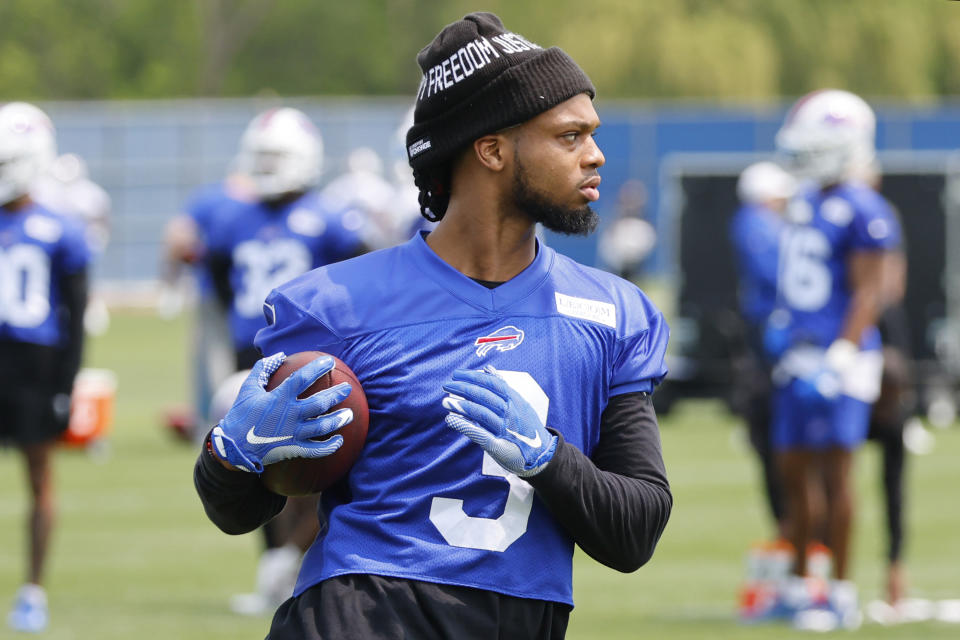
{"left": 0, "top": 102, "right": 91, "bottom": 633}
{"left": 768, "top": 89, "right": 902, "bottom": 629}
{"left": 729, "top": 161, "right": 796, "bottom": 542}
{"left": 596, "top": 179, "right": 656, "bottom": 283}
{"left": 203, "top": 106, "right": 370, "bottom": 616}
{"left": 206, "top": 106, "right": 369, "bottom": 372}
{"left": 195, "top": 12, "right": 673, "bottom": 638}
{"left": 32, "top": 152, "right": 112, "bottom": 336}
{"left": 161, "top": 170, "right": 255, "bottom": 442}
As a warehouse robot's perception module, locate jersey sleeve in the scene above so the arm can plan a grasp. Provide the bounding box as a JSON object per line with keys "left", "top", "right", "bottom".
{"left": 57, "top": 217, "right": 92, "bottom": 274}
{"left": 183, "top": 184, "right": 221, "bottom": 233}
{"left": 255, "top": 287, "right": 344, "bottom": 359}
{"left": 849, "top": 191, "right": 902, "bottom": 252}
{"left": 323, "top": 207, "right": 368, "bottom": 262}
{"left": 203, "top": 205, "right": 235, "bottom": 256}
{"left": 730, "top": 207, "right": 779, "bottom": 290}
{"left": 610, "top": 291, "right": 670, "bottom": 396}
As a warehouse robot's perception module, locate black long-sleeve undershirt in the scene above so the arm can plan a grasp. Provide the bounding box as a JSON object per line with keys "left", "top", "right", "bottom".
{"left": 194, "top": 391, "right": 672, "bottom": 572}
{"left": 56, "top": 269, "right": 88, "bottom": 393}
{"left": 527, "top": 392, "right": 672, "bottom": 572}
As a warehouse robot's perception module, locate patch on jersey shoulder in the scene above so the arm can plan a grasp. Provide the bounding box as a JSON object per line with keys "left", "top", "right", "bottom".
{"left": 555, "top": 292, "right": 616, "bottom": 328}
{"left": 821, "top": 197, "right": 854, "bottom": 227}
{"left": 867, "top": 218, "right": 890, "bottom": 240}
{"left": 24, "top": 215, "right": 63, "bottom": 243}
{"left": 287, "top": 208, "right": 326, "bottom": 237}
{"left": 342, "top": 208, "right": 366, "bottom": 232}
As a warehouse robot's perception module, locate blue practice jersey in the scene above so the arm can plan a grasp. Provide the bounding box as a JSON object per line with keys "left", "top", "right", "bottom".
{"left": 208, "top": 192, "right": 366, "bottom": 351}
{"left": 729, "top": 203, "right": 786, "bottom": 328}
{"left": 775, "top": 182, "right": 901, "bottom": 350}
{"left": 184, "top": 180, "right": 253, "bottom": 297}
{"left": 0, "top": 203, "right": 90, "bottom": 346}
{"left": 255, "top": 232, "right": 669, "bottom": 606}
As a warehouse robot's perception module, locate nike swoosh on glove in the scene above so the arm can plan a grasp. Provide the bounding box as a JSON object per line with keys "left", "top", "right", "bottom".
{"left": 210, "top": 352, "right": 353, "bottom": 472}
{"left": 441, "top": 365, "right": 557, "bottom": 478}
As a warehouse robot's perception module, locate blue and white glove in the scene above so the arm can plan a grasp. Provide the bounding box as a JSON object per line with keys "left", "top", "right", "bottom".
{"left": 794, "top": 339, "right": 857, "bottom": 408}
{"left": 441, "top": 365, "right": 557, "bottom": 478}
{"left": 210, "top": 352, "right": 353, "bottom": 473}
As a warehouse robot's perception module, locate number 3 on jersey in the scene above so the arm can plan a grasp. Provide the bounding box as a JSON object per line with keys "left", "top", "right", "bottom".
{"left": 779, "top": 226, "right": 832, "bottom": 312}
{"left": 429, "top": 370, "right": 548, "bottom": 552}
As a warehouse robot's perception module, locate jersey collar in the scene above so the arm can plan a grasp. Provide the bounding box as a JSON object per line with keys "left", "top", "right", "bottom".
{"left": 406, "top": 231, "right": 554, "bottom": 313}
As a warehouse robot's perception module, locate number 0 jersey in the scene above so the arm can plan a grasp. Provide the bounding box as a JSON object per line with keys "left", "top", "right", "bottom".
{"left": 0, "top": 203, "right": 90, "bottom": 346}
{"left": 776, "top": 182, "right": 901, "bottom": 350}
{"left": 255, "top": 232, "right": 669, "bottom": 606}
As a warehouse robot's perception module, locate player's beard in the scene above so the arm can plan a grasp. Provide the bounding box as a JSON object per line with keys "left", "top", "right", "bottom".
{"left": 511, "top": 154, "right": 599, "bottom": 236}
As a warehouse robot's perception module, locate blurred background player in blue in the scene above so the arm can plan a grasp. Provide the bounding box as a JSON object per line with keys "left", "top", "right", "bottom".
{"left": 204, "top": 106, "right": 371, "bottom": 616}
{"left": 206, "top": 106, "right": 370, "bottom": 372}
{"left": 32, "top": 151, "right": 112, "bottom": 337}
{"left": 729, "top": 161, "right": 796, "bottom": 541}
{"left": 0, "top": 102, "right": 91, "bottom": 633}
{"left": 768, "top": 89, "right": 902, "bottom": 630}
{"left": 195, "top": 12, "right": 672, "bottom": 639}
{"left": 596, "top": 179, "right": 656, "bottom": 284}
{"left": 320, "top": 146, "right": 400, "bottom": 249}
{"left": 162, "top": 169, "right": 255, "bottom": 442}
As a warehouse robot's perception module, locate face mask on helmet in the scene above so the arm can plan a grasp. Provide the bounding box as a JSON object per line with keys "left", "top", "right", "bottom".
{"left": 0, "top": 102, "right": 57, "bottom": 206}
{"left": 775, "top": 89, "right": 876, "bottom": 187}
{"left": 236, "top": 107, "right": 322, "bottom": 201}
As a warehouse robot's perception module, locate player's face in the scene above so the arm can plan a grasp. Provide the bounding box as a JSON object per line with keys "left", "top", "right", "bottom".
{"left": 509, "top": 94, "right": 605, "bottom": 236}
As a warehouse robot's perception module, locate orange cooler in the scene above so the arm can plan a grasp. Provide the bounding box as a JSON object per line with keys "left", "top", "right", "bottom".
{"left": 62, "top": 368, "right": 118, "bottom": 447}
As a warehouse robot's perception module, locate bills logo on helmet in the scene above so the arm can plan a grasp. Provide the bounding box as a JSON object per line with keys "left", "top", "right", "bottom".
{"left": 474, "top": 326, "right": 524, "bottom": 357}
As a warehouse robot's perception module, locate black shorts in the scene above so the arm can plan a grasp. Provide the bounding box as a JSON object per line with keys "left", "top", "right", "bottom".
{"left": 267, "top": 574, "right": 571, "bottom": 640}
{"left": 0, "top": 341, "right": 68, "bottom": 446}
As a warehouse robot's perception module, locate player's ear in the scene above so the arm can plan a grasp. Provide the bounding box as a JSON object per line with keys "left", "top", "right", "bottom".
{"left": 473, "top": 134, "right": 509, "bottom": 172}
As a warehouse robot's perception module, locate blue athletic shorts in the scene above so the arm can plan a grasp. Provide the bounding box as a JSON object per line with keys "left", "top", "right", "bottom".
{"left": 771, "top": 380, "right": 872, "bottom": 451}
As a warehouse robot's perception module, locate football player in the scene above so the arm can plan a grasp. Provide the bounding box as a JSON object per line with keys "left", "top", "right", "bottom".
{"left": 205, "top": 106, "right": 370, "bottom": 372}
{"left": 767, "top": 89, "right": 903, "bottom": 629}
{"left": 194, "top": 13, "right": 672, "bottom": 639}
{"left": 729, "top": 161, "right": 796, "bottom": 543}
{"left": 203, "top": 106, "right": 370, "bottom": 616}
{"left": 0, "top": 102, "right": 91, "bottom": 633}
{"left": 161, "top": 170, "right": 255, "bottom": 442}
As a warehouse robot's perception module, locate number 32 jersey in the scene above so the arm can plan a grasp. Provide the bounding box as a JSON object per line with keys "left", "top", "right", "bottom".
{"left": 207, "top": 192, "right": 366, "bottom": 351}
{"left": 0, "top": 203, "right": 90, "bottom": 346}
{"left": 255, "top": 232, "right": 669, "bottom": 606}
{"left": 776, "top": 182, "right": 901, "bottom": 350}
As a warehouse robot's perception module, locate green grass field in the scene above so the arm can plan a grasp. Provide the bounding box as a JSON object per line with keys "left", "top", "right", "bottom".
{"left": 1, "top": 310, "right": 957, "bottom": 639}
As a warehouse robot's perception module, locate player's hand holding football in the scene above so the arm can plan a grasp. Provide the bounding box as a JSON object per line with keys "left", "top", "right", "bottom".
{"left": 210, "top": 352, "right": 353, "bottom": 473}
{"left": 442, "top": 365, "right": 557, "bottom": 477}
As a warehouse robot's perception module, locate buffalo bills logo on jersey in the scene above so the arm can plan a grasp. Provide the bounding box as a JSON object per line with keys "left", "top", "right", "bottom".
{"left": 474, "top": 325, "right": 524, "bottom": 357}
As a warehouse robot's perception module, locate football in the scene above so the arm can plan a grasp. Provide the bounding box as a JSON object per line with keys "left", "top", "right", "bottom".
{"left": 260, "top": 351, "right": 369, "bottom": 496}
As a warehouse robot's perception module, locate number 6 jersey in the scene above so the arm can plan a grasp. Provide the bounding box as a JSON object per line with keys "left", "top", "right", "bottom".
{"left": 776, "top": 182, "right": 901, "bottom": 351}
{"left": 254, "top": 231, "right": 669, "bottom": 606}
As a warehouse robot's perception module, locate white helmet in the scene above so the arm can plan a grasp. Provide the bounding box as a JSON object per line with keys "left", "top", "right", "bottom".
{"left": 775, "top": 89, "right": 876, "bottom": 186}
{"left": 0, "top": 102, "right": 57, "bottom": 205}
{"left": 236, "top": 107, "right": 322, "bottom": 200}
{"left": 737, "top": 161, "right": 796, "bottom": 205}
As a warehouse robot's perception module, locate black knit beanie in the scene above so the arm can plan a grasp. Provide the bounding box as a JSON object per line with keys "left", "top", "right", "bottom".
{"left": 406, "top": 12, "right": 595, "bottom": 170}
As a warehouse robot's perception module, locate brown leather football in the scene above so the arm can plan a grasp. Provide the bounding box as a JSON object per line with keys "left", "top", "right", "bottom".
{"left": 260, "top": 351, "right": 368, "bottom": 496}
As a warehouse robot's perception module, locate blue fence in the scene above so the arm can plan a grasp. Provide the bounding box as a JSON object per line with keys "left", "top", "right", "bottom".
{"left": 38, "top": 96, "right": 960, "bottom": 287}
